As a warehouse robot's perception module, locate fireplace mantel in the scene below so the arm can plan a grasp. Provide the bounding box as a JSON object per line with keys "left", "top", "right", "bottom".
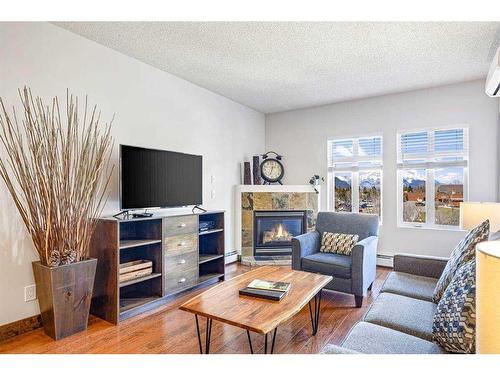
{"left": 232, "top": 185, "right": 321, "bottom": 263}
{"left": 236, "top": 185, "right": 320, "bottom": 193}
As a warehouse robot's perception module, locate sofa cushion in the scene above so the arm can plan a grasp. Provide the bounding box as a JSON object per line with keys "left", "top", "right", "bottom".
{"left": 433, "top": 220, "right": 488, "bottom": 302}
{"left": 364, "top": 292, "right": 437, "bottom": 341}
{"left": 433, "top": 259, "right": 476, "bottom": 354}
{"left": 301, "top": 252, "right": 351, "bottom": 279}
{"left": 320, "top": 232, "right": 359, "bottom": 255}
{"left": 340, "top": 322, "right": 446, "bottom": 354}
{"left": 381, "top": 271, "right": 438, "bottom": 302}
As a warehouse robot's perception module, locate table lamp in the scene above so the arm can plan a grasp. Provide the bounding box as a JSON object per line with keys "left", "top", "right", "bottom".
{"left": 460, "top": 202, "right": 500, "bottom": 239}
{"left": 476, "top": 241, "right": 500, "bottom": 353}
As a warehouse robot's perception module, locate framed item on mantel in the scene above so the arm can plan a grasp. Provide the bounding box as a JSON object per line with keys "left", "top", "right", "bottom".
{"left": 253, "top": 156, "right": 261, "bottom": 185}
{"left": 243, "top": 161, "right": 252, "bottom": 185}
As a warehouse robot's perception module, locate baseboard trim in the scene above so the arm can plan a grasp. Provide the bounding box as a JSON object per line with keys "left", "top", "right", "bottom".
{"left": 0, "top": 314, "right": 42, "bottom": 342}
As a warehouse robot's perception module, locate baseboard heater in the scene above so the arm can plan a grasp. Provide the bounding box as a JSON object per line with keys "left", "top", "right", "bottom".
{"left": 376, "top": 254, "right": 394, "bottom": 268}
{"left": 225, "top": 250, "right": 238, "bottom": 264}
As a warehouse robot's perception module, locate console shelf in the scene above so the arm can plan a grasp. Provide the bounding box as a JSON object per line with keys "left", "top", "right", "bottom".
{"left": 119, "top": 239, "right": 162, "bottom": 249}
{"left": 90, "top": 210, "right": 225, "bottom": 324}
{"left": 199, "top": 273, "right": 225, "bottom": 284}
{"left": 119, "top": 273, "right": 162, "bottom": 288}
{"left": 199, "top": 228, "right": 224, "bottom": 236}
{"left": 120, "top": 296, "right": 162, "bottom": 314}
{"left": 199, "top": 254, "right": 224, "bottom": 264}
{"left": 198, "top": 212, "right": 225, "bottom": 286}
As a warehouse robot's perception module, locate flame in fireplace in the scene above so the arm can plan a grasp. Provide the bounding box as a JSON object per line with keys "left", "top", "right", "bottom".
{"left": 276, "top": 223, "right": 285, "bottom": 238}
{"left": 263, "top": 223, "right": 293, "bottom": 244}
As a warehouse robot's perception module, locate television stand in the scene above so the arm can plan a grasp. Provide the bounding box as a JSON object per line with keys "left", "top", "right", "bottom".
{"left": 90, "top": 210, "right": 226, "bottom": 324}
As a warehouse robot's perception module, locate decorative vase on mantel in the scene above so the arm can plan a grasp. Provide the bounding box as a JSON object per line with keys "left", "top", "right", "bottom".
{"left": 0, "top": 87, "right": 114, "bottom": 340}
{"left": 309, "top": 175, "right": 324, "bottom": 194}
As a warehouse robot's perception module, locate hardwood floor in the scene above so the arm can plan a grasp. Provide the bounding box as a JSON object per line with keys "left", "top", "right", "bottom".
{"left": 0, "top": 264, "right": 390, "bottom": 354}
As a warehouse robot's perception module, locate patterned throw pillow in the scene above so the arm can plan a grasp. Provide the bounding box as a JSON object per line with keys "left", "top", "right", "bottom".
{"left": 433, "top": 220, "right": 489, "bottom": 302}
{"left": 432, "top": 259, "right": 476, "bottom": 353}
{"left": 320, "top": 232, "right": 359, "bottom": 255}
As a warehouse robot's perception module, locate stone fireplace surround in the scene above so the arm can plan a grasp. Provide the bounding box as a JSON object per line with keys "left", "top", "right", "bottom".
{"left": 233, "top": 185, "right": 320, "bottom": 264}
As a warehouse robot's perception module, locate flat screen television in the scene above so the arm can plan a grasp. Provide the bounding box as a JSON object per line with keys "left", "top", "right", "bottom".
{"left": 120, "top": 145, "right": 202, "bottom": 209}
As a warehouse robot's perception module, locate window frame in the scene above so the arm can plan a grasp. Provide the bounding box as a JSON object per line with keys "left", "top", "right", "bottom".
{"left": 327, "top": 135, "right": 383, "bottom": 221}
{"left": 396, "top": 125, "right": 469, "bottom": 231}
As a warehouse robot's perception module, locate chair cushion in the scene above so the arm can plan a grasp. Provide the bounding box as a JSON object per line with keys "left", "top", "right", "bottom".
{"left": 433, "top": 259, "right": 476, "bottom": 354}
{"left": 301, "top": 252, "right": 351, "bottom": 279}
{"left": 433, "top": 220, "right": 489, "bottom": 302}
{"left": 320, "top": 232, "right": 359, "bottom": 255}
{"left": 364, "top": 292, "right": 437, "bottom": 341}
{"left": 340, "top": 322, "right": 446, "bottom": 354}
{"left": 381, "top": 271, "right": 438, "bottom": 302}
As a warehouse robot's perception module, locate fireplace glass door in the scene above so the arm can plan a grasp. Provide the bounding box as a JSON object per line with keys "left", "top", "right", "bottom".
{"left": 254, "top": 211, "right": 307, "bottom": 256}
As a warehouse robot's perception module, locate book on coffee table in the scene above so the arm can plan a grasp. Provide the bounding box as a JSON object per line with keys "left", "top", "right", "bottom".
{"left": 239, "top": 279, "right": 291, "bottom": 301}
{"left": 247, "top": 279, "right": 291, "bottom": 293}
{"left": 239, "top": 287, "right": 287, "bottom": 301}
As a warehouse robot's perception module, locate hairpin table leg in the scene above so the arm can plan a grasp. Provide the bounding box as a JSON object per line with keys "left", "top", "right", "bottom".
{"left": 194, "top": 315, "right": 212, "bottom": 354}
{"left": 246, "top": 330, "right": 254, "bottom": 354}
{"left": 308, "top": 289, "right": 323, "bottom": 335}
{"left": 247, "top": 328, "right": 278, "bottom": 354}
{"left": 270, "top": 327, "right": 277, "bottom": 354}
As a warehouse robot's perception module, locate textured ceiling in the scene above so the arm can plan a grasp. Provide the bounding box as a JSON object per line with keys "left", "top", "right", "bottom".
{"left": 54, "top": 22, "right": 500, "bottom": 113}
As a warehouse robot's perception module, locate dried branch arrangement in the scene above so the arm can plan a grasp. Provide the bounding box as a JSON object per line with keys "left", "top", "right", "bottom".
{"left": 0, "top": 87, "right": 114, "bottom": 266}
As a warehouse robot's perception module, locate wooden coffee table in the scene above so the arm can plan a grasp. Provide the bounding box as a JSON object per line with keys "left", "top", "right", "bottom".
{"left": 179, "top": 266, "right": 332, "bottom": 354}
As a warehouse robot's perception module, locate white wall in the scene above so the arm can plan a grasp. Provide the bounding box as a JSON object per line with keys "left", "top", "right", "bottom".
{"left": 0, "top": 22, "right": 265, "bottom": 325}
{"left": 266, "top": 80, "right": 499, "bottom": 260}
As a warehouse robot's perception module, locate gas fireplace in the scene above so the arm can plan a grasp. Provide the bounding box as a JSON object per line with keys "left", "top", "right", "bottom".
{"left": 253, "top": 210, "right": 307, "bottom": 256}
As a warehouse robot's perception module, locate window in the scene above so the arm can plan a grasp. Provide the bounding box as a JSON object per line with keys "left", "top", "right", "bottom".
{"left": 397, "top": 127, "right": 468, "bottom": 229}
{"left": 334, "top": 171, "right": 352, "bottom": 212}
{"left": 328, "top": 136, "right": 382, "bottom": 218}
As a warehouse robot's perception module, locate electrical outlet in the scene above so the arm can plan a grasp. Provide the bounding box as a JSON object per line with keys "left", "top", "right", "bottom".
{"left": 211, "top": 174, "right": 216, "bottom": 184}
{"left": 211, "top": 190, "right": 216, "bottom": 199}
{"left": 24, "top": 284, "right": 36, "bottom": 302}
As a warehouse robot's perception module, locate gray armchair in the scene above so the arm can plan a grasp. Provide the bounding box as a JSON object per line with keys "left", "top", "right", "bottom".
{"left": 292, "top": 211, "right": 379, "bottom": 307}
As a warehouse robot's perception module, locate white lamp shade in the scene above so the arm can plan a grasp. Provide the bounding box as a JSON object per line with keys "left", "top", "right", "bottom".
{"left": 476, "top": 241, "right": 500, "bottom": 354}
{"left": 460, "top": 202, "right": 500, "bottom": 232}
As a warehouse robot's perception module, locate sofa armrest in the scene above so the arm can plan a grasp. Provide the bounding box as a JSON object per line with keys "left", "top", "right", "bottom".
{"left": 351, "top": 236, "right": 378, "bottom": 296}
{"left": 320, "top": 344, "right": 360, "bottom": 354}
{"left": 393, "top": 253, "right": 448, "bottom": 279}
{"left": 291, "top": 231, "right": 320, "bottom": 270}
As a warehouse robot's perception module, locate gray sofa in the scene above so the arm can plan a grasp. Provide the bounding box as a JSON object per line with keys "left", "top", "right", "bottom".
{"left": 292, "top": 212, "right": 379, "bottom": 307}
{"left": 322, "top": 253, "right": 450, "bottom": 354}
